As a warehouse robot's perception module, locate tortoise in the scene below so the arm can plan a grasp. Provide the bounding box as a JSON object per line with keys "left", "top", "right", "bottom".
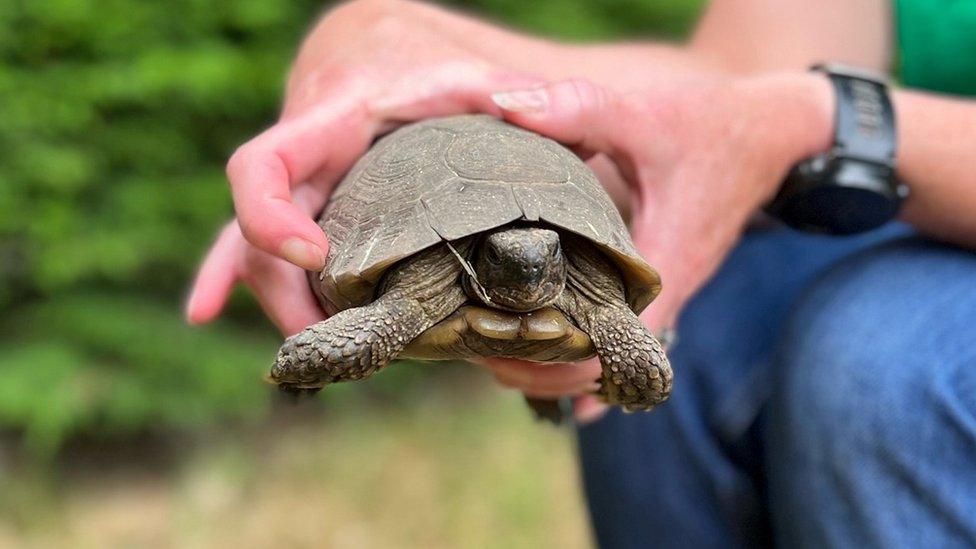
{"left": 270, "top": 114, "right": 673, "bottom": 418}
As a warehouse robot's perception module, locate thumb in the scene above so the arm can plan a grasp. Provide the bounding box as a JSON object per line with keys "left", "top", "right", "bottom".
{"left": 491, "top": 78, "right": 627, "bottom": 160}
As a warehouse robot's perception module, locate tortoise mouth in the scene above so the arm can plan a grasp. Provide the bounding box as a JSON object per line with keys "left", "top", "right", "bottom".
{"left": 483, "top": 280, "right": 564, "bottom": 312}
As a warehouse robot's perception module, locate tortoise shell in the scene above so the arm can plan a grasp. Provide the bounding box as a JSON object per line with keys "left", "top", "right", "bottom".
{"left": 313, "top": 114, "right": 661, "bottom": 315}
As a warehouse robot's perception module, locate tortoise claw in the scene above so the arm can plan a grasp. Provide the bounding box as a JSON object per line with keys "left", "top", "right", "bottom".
{"left": 524, "top": 396, "right": 572, "bottom": 425}
{"left": 276, "top": 383, "right": 323, "bottom": 403}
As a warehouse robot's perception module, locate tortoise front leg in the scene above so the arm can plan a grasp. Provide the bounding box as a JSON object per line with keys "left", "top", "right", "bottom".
{"left": 272, "top": 242, "right": 468, "bottom": 392}
{"left": 271, "top": 293, "right": 435, "bottom": 392}
{"left": 581, "top": 304, "right": 672, "bottom": 411}
{"left": 524, "top": 396, "right": 571, "bottom": 424}
{"left": 555, "top": 238, "right": 673, "bottom": 412}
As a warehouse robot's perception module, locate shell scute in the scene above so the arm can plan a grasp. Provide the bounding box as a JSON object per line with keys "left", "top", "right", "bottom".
{"left": 421, "top": 179, "right": 523, "bottom": 240}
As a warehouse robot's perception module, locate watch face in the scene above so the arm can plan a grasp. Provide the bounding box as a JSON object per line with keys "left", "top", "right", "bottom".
{"left": 780, "top": 185, "right": 901, "bottom": 235}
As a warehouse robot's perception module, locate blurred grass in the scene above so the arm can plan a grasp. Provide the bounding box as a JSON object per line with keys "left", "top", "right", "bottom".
{"left": 0, "top": 372, "right": 589, "bottom": 548}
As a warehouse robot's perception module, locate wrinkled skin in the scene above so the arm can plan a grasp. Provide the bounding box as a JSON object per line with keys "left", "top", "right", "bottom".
{"left": 472, "top": 227, "right": 566, "bottom": 312}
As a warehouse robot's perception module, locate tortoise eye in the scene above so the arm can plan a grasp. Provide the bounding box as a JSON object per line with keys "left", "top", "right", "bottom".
{"left": 485, "top": 246, "right": 502, "bottom": 265}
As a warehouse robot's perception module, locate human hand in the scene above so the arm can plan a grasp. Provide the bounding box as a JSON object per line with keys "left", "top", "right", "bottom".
{"left": 484, "top": 74, "right": 834, "bottom": 421}
{"left": 185, "top": 0, "right": 547, "bottom": 335}
{"left": 184, "top": 0, "right": 715, "bottom": 335}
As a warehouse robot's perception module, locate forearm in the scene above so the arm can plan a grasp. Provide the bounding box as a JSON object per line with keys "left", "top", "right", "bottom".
{"left": 770, "top": 75, "right": 976, "bottom": 248}
{"left": 361, "top": 0, "right": 716, "bottom": 90}
{"left": 431, "top": 0, "right": 896, "bottom": 83}
{"left": 691, "top": 0, "right": 976, "bottom": 247}
{"left": 896, "top": 91, "right": 976, "bottom": 246}
{"left": 318, "top": 0, "right": 897, "bottom": 97}
{"left": 317, "top": 0, "right": 899, "bottom": 93}
{"left": 691, "top": 0, "right": 893, "bottom": 74}
{"left": 444, "top": 0, "right": 897, "bottom": 87}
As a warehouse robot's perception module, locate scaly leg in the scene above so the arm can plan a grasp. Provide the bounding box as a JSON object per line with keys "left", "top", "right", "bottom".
{"left": 582, "top": 304, "right": 672, "bottom": 411}
{"left": 556, "top": 236, "right": 673, "bottom": 412}
{"left": 271, "top": 242, "right": 467, "bottom": 392}
{"left": 272, "top": 293, "right": 433, "bottom": 391}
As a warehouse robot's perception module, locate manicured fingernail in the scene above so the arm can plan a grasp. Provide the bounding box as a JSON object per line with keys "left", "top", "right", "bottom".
{"left": 280, "top": 237, "right": 325, "bottom": 270}
{"left": 492, "top": 88, "right": 549, "bottom": 112}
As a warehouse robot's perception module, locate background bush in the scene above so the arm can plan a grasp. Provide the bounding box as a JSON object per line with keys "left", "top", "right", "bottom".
{"left": 0, "top": 0, "right": 702, "bottom": 454}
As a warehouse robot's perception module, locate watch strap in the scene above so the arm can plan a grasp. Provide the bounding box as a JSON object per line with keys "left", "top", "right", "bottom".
{"left": 815, "top": 63, "right": 896, "bottom": 169}
{"left": 766, "top": 65, "right": 906, "bottom": 234}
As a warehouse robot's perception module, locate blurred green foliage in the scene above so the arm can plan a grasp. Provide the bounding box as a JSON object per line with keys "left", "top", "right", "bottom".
{"left": 0, "top": 0, "right": 702, "bottom": 454}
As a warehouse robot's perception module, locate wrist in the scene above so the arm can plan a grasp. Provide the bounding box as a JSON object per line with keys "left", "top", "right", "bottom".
{"left": 738, "top": 72, "right": 836, "bottom": 200}
{"left": 780, "top": 73, "right": 835, "bottom": 161}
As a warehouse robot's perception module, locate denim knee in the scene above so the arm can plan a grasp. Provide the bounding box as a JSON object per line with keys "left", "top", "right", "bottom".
{"left": 767, "top": 237, "right": 976, "bottom": 547}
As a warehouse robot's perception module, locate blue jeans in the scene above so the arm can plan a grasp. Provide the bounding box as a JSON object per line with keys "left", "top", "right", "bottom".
{"left": 578, "top": 225, "right": 976, "bottom": 548}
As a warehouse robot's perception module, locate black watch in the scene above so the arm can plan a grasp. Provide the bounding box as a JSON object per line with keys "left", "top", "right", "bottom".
{"left": 766, "top": 64, "right": 908, "bottom": 235}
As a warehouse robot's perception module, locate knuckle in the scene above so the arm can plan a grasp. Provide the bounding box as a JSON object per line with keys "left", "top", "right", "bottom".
{"left": 561, "top": 78, "right": 617, "bottom": 147}
{"left": 221, "top": 219, "right": 243, "bottom": 240}
{"left": 235, "top": 215, "right": 266, "bottom": 249}
{"left": 565, "top": 78, "right": 607, "bottom": 117}
{"left": 241, "top": 247, "right": 276, "bottom": 282}
{"left": 225, "top": 143, "right": 255, "bottom": 182}
{"left": 236, "top": 218, "right": 256, "bottom": 244}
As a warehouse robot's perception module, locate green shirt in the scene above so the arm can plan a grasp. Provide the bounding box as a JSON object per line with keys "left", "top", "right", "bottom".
{"left": 897, "top": 0, "right": 976, "bottom": 95}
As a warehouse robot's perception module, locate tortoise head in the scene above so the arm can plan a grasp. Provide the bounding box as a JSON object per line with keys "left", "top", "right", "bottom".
{"left": 470, "top": 226, "right": 566, "bottom": 312}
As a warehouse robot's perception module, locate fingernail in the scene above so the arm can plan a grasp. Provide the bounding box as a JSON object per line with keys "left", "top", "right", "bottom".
{"left": 184, "top": 293, "right": 200, "bottom": 324}
{"left": 575, "top": 402, "right": 608, "bottom": 425}
{"left": 497, "top": 369, "right": 534, "bottom": 386}
{"left": 492, "top": 88, "right": 549, "bottom": 112}
{"left": 184, "top": 284, "right": 206, "bottom": 325}
{"left": 280, "top": 237, "right": 325, "bottom": 270}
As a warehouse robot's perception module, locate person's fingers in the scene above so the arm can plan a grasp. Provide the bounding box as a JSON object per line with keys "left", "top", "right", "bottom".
{"left": 624, "top": 184, "right": 694, "bottom": 332}
{"left": 187, "top": 185, "right": 331, "bottom": 330}
{"left": 483, "top": 357, "right": 602, "bottom": 396}
{"left": 185, "top": 222, "right": 327, "bottom": 336}
{"left": 186, "top": 221, "right": 245, "bottom": 325}
{"left": 491, "top": 78, "right": 633, "bottom": 165}
{"left": 491, "top": 359, "right": 602, "bottom": 389}
{"left": 240, "top": 248, "right": 327, "bottom": 337}
{"left": 366, "top": 63, "right": 545, "bottom": 131}
{"left": 225, "top": 143, "right": 325, "bottom": 270}
{"left": 229, "top": 67, "right": 543, "bottom": 271}
{"left": 491, "top": 370, "right": 599, "bottom": 398}
{"left": 205, "top": 65, "right": 538, "bottom": 327}
{"left": 225, "top": 101, "right": 374, "bottom": 270}
{"left": 187, "top": 227, "right": 325, "bottom": 336}
{"left": 573, "top": 394, "right": 609, "bottom": 424}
